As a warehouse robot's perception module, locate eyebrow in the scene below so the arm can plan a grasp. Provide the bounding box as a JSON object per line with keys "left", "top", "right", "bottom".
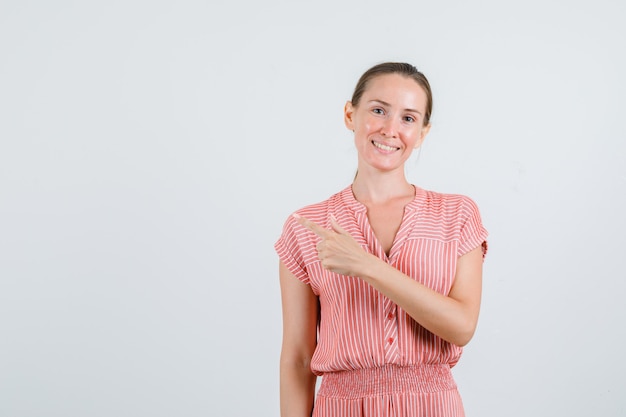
{"left": 368, "top": 99, "right": 423, "bottom": 116}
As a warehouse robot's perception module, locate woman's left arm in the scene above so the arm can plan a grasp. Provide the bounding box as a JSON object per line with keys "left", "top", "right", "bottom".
{"left": 362, "top": 246, "right": 483, "bottom": 347}
{"left": 295, "top": 214, "right": 484, "bottom": 347}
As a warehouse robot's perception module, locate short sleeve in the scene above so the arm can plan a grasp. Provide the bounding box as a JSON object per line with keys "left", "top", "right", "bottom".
{"left": 274, "top": 214, "right": 311, "bottom": 284}
{"left": 457, "top": 197, "right": 489, "bottom": 259}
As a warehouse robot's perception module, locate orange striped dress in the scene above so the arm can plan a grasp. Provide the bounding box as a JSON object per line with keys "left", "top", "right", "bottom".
{"left": 275, "top": 185, "right": 488, "bottom": 417}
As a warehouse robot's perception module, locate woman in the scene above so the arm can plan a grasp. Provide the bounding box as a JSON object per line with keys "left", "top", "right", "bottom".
{"left": 275, "top": 62, "right": 488, "bottom": 417}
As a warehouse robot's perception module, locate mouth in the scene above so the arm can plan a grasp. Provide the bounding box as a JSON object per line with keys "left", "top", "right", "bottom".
{"left": 372, "top": 140, "right": 400, "bottom": 152}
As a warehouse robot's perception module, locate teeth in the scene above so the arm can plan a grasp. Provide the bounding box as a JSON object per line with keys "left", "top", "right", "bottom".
{"left": 373, "top": 141, "right": 398, "bottom": 152}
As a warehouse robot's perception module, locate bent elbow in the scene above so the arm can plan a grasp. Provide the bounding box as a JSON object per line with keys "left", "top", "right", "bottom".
{"left": 450, "top": 321, "right": 478, "bottom": 347}
{"left": 453, "top": 333, "right": 473, "bottom": 347}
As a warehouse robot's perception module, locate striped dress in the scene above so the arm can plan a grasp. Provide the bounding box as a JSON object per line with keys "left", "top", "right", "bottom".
{"left": 275, "top": 185, "right": 488, "bottom": 417}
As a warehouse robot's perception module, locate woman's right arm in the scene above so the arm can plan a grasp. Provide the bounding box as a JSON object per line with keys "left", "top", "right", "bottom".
{"left": 279, "top": 261, "right": 318, "bottom": 417}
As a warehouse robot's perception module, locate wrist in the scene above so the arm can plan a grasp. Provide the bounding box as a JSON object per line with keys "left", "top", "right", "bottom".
{"left": 357, "top": 252, "right": 386, "bottom": 282}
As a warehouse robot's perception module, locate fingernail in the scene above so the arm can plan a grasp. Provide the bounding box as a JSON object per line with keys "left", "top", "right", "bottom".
{"left": 292, "top": 213, "right": 301, "bottom": 219}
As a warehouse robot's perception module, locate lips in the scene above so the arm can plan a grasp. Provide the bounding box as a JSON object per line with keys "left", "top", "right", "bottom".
{"left": 372, "top": 140, "right": 400, "bottom": 152}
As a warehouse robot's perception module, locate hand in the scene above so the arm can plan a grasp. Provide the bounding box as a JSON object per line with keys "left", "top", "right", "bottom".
{"left": 293, "top": 213, "right": 372, "bottom": 277}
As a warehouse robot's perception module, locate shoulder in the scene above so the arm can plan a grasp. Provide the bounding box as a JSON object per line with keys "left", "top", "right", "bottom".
{"left": 418, "top": 188, "right": 482, "bottom": 219}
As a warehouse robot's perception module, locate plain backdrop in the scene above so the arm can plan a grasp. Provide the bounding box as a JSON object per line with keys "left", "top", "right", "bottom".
{"left": 1, "top": 1, "right": 625, "bottom": 416}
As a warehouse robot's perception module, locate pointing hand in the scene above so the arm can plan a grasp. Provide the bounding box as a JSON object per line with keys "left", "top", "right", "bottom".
{"left": 293, "top": 213, "right": 371, "bottom": 277}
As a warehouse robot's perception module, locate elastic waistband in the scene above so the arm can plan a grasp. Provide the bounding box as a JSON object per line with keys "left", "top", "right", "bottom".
{"left": 317, "top": 364, "right": 457, "bottom": 399}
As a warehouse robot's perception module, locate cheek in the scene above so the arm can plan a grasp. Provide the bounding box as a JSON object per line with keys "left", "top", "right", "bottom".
{"left": 403, "top": 127, "right": 424, "bottom": 145}
{"left": 360, "top": 116, "right": 379, "bottom": 133}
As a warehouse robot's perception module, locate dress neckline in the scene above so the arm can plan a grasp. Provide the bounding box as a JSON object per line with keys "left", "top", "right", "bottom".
{"left": 339, "top": 185, "right": 425, "bottom": 259}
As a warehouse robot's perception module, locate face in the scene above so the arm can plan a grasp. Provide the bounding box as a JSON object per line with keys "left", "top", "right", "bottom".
{"left": 344, "top": 73, "right": 431, "bottom": 174}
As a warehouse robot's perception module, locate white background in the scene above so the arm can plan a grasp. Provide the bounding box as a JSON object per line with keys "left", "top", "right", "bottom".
{"left": 1, "top": 1, "right": 625, "bottom": 416}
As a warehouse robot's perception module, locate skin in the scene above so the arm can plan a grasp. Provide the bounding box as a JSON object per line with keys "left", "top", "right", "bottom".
{"left": 279, "top": 73, "right": 484, "bottom": 417}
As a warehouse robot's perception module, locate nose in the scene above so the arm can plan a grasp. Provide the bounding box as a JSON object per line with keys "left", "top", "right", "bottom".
{"left": 380, "top": 116, "right": 398, "bottom": 138}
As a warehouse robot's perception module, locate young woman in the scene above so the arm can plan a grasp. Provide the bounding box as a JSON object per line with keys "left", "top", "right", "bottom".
{"left": 275, "top": 62, "right": 488, "bottom": 417}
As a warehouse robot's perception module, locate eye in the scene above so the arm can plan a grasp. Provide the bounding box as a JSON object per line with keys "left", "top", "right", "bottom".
{"left": 403, "top": 115, "right": 416, "bottom": 123}
{"left": 372, "top": 107, "right": 384, "bottom": 115}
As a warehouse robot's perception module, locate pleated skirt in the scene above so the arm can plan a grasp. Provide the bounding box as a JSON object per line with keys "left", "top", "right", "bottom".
{"left": 313, "top": 364, "right": 464, "bottom": 417}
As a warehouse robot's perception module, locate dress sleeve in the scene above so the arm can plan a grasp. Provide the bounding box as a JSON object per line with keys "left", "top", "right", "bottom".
{"left": 274, "top": 214, "right": 311, "bottom": 284}
{"left": 457, "top": 196, "right": 489, "bottom": 259}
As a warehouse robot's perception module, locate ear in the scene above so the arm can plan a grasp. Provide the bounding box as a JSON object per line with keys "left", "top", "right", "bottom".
{"left": 344, "top": 101, "right": 355, "bottom": 131}
{"left": 414, "top": 123, "right": 431, "bottom": 149}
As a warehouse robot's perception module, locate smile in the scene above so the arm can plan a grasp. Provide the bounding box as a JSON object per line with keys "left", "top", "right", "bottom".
{"left": 372, "top": 141, "right": 400, "bottom": 152}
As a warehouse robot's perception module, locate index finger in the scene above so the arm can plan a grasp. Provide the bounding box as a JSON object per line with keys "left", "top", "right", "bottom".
{"left": 292, "top": 213, "right": 332, "bottom": 238}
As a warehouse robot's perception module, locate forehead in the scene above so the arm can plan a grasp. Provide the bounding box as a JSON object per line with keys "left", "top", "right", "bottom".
{"left": 362, "top": 73, "right": 428, "bottom": 108}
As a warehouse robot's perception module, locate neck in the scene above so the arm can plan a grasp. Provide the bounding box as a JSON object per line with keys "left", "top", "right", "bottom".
{"left": 351, "top": 168, "right": 414, "bottom": 204}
